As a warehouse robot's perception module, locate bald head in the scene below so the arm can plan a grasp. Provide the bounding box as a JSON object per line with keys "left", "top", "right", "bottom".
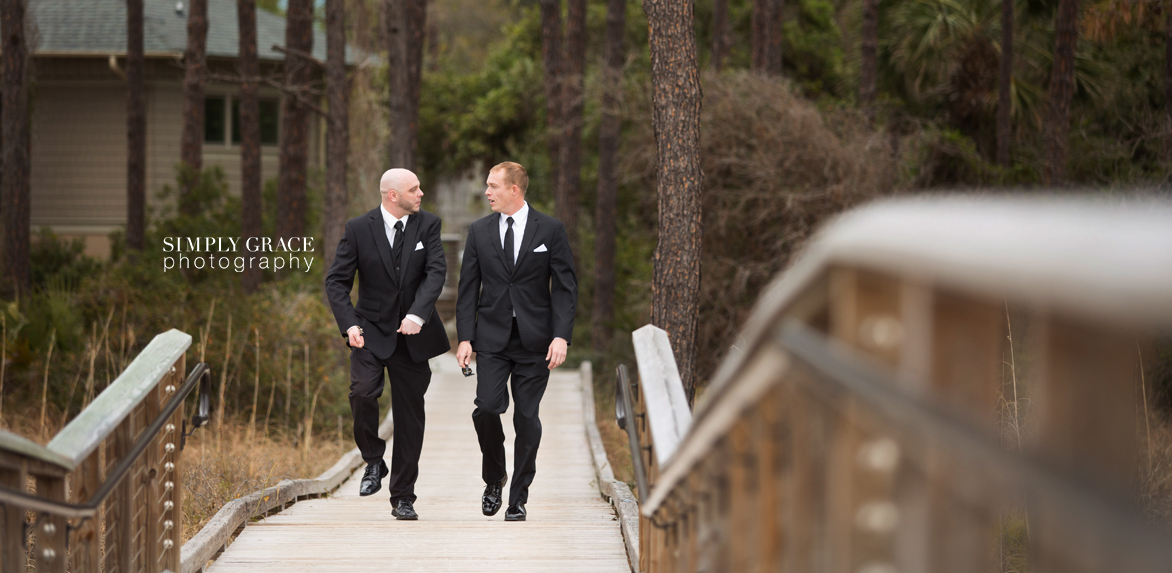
{"left": 379, "top": 168, "right": 423, "bottom": 218}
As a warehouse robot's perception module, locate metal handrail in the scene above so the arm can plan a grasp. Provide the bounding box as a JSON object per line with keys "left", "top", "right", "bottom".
{"left": 614, "top": 364, "right": 649, "bottom": 501}
{"left": 0, "top": 363, "right": 212, "bottom": 520}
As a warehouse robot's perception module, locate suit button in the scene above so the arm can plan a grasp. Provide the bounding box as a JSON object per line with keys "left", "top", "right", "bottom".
{"left": 509, "top": 283, "right": 513, "bottom": 286}
{"left": 507, "top": 305, "right": 513, "bottom": 311}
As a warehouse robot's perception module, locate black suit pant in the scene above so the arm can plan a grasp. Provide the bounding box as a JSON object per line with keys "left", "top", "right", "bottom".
{"left": 471, "top": 320, "right": 550, "bottom": 506}
{"left": 349, "top": 334, "right": 430, "bottom": 504}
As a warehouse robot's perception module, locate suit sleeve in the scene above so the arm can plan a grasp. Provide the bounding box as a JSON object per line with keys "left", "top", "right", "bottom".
{"left": 549, "top": 221, "right": 578, "bottom": 344}
{"left": 324, "top": 222, "right": 359, "bottom": 338}
{"left": 407, "top": 217, "right": 447, "bottom": 321}
{"left": 456, "top": 224, "right": 481, "bottom": 343}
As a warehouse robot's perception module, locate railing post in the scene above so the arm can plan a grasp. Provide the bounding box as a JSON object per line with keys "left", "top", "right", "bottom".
{"left": 0, "top": 464, "right": 26, "bottom": 572}
{"left": 1031, "top": 314, "right": 1136, "bottom": 573}
{"left": 69, "top": 451, "right": 102, "bottom": 570}
{"left": 34, "top": 476, "right": 67, "bottom": 573}
{"left": 106, "top": 420, "right": 134, "bottom": 573}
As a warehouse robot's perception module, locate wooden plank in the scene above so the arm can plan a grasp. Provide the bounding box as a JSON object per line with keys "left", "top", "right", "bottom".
{"left": 632, "top": 325, "right": 694, "bottom": 467}
{"left": 0, "top": 465, "right": 27, "bottom": 573}
{"left": 1031, "top": 314, "right": 1137, "bottom": 573}
{"left": 0, "top": 430, "right": 73, "bottom": 470}
{"left": 204, "top": 354, "right": 629, "bottom": 573}
{"left": 69, "top": 450, "right": 103, "bottom": 570}
{"left": 578, "top": 361, "right": 640, "bottom": 571}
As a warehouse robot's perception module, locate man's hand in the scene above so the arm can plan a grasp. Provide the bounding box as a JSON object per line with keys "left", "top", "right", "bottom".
{"left": 546, "top": 338, "right": 567, "bottom": 370}
{"left": 456, "top": 341, "right": 473, "bottom": 369}
{"left": 347, "top": 326, "right": 364, "bottom": 348}
{"left": 397, "top": 318, "right": 422, "bottom": 335}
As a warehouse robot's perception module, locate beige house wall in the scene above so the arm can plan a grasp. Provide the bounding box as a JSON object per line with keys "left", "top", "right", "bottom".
{"left": 30, "top": 63, "right": 324, "bottom": 259}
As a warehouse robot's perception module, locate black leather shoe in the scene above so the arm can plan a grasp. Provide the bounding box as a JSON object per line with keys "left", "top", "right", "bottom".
{"left": 391, "top": 499, "right": 418, "bottom": 520}
{"left": 481, "top": 475, "right": 508, "bottom": 516}
{"left": 504, "top": 503, "right": 526, "bottom": 521}
{"left": 358, "top": 461, "right": 388, "bottom": 497}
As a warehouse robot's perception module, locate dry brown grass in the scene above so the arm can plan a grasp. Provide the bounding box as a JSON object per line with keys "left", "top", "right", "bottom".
{"left": 597, "top": 416, "right": 636, "bottom": 495}
{"left": 1138, "top": 413, "right": 1172, "bottom": 525}
{"left": 181, "top": 419, "right": 350, "bottom": 542}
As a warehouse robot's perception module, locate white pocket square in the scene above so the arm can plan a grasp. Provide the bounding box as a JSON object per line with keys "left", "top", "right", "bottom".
{"left": 534, "top": 244, "right": 548, "bottom": 253}
{"left": 414, "top": 241, "right": 424, "bottom": 251}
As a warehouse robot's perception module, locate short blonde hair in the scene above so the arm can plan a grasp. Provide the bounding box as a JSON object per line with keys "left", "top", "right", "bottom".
{"left": 490, "top": 161, "right": 529, "bottom": 194}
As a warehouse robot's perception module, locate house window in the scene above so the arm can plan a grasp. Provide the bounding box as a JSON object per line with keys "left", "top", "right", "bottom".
{"left": 204, "top": 97, "right": 227, "bottom": 143}
{"left": 232, "top": 99, "right": 280, "bottom": 145}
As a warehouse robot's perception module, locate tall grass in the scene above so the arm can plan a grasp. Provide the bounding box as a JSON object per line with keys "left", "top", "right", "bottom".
{"left": 181, "top": 419, "right": 350, "bottom": 543}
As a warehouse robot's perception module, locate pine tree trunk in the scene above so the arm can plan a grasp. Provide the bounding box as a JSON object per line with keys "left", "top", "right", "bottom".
{"left": 539, "top": 0, "right": 564, "bottom": 208}
{"left": 277, "top": 0, "right": 314, "bottom": 240}
{"left": 592, "top": 0, "right": 626, "bottom": 353}
{"left": 768, "top": 0, "right": 783, "bottom": 74}
{"left": 750, "top": 0, "right": 769, "bottom": 72}
{"left": 860, "top": 0, "right": 879, "bottom": 125}
{"left": 711, "top": 0, "right": 728, "bottom": 71}
{"left": 324, "top": 0, "right": 349, "bottom": 270}
{"left": 644, "top": 0, "right": 703, "bottom": 406}
{"left": 238, "top": 0, "right": 263, "bottom": 292}
{"left": 1043, "top": 0, "right": 1080, "bottom": 185}
{"left": 407, "top": 0, "right": 425, "bottom": 169}
{"left": 1164, "top": 0, "right": 1171, "bottom": 164}
{"left": 386, "top": 0, "right": 422, "bottom": 170}
{"left": 126, "top": 0, "right": 146, "bottom": 250}
{"left": 179, "top": 0, "right": 208, "bottom": 213}
{"left": 996, "top": 0, "right": 1013, "bottom": 166}
{"left": 560, "top": 0, "right": 585, "bottom": 255}
{"left": 1, "top": 0, "right": 29, "bottom": 298}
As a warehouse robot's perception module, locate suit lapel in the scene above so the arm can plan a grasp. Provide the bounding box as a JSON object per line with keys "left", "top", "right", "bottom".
{"left": 368, "top": 211, "right": 399, "bottom": 285}
{"left": 398, "top": 214, "right": 420, "bottom": 285}
{"left": 512, "top": 210, "right": 540, "bottom": 275}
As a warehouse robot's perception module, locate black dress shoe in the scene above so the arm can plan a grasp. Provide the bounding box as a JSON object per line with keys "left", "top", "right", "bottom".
{"left": 391, "top": 499, "right": 418, "bottom": 520}
{"left": 358, "top": 460, "right": 388, "bottom": 496}
{"left": 481, "top": 475, "right": 508, "bottom": 516}
{"left": 504, "top": 503, "right": 526, "bottom": 522}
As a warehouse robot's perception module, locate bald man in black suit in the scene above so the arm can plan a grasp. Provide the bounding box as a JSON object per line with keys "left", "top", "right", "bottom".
{"left": 325, "top": 168, "right": 450, "bottom": 521}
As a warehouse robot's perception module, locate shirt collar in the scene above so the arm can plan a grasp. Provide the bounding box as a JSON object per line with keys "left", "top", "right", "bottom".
{"left": 380, "top": 204, "right": 410, "bottom": 229}
{"left": 501, "top": 202, "right": 529, "bottom": 225}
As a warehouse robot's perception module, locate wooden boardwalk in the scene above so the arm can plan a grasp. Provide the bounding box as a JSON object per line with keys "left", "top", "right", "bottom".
{"left": 205, "top": 354, "right": 631, "bottom": 572}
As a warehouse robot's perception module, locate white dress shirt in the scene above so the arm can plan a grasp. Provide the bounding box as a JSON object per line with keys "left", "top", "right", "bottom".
{"left": 381, "top": 204, "right": 411, "bottom": 249}
{"left": 498, "top": 201, "right": 529, "bottom": 264}
{"left": 346, "top": 205, "right": 423, "bottom": 337}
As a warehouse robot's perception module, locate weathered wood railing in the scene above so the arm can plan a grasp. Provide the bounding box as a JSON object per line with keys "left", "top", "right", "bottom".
{"left": 620, "top": 198, "right": 1172, "bottom": 572}
{"left": 0, "top": 329, "right": 210, "bottom": 573}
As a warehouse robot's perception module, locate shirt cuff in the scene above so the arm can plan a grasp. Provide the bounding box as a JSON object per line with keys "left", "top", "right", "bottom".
{"left": 405, "top": 314, "right": 425, "bottom": 326}
{"left": 347, "top": 325, "right": 361, "bottom": 335}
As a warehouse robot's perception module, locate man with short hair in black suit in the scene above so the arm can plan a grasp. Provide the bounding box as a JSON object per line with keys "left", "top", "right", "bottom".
{"left": 325, "top": 168, "right": 450, "bottom": 521}
{"left": 456, "top": 161, "right": 578, "bottom": 522}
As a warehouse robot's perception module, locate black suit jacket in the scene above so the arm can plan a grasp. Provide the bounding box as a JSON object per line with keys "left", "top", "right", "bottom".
{"left": 325, "top": 208, "right": 450, "bottom": 362}
{"left": 456, "top": 206, "right": 577, "bottom": 353}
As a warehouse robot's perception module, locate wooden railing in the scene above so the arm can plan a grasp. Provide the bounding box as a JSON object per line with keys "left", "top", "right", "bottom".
{"left": 0, "top": 329, "right": 209, "bottom": 573}
{"left": 621, "top": 198, "right": 1172, "bottom": 573}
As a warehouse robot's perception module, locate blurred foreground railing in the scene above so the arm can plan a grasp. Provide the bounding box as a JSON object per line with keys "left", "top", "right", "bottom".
{"left": 621, "top": 198, "right": 1172, "bottom": 573}
{"left": 0, "top": 329, "right": 210, "bottom": 573}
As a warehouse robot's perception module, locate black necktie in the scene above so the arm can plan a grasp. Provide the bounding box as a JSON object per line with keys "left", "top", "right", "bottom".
{"left": 392, "top": 220, "right": 404, "bottom": 272}
{"left": 504, "top": 216, "right": 515, "bottom": 271}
